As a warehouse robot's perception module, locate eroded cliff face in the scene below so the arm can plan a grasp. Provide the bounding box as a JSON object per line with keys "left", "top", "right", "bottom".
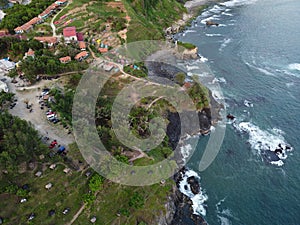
{"left": 181, "top": 47, "right": 198, "bottom": 59}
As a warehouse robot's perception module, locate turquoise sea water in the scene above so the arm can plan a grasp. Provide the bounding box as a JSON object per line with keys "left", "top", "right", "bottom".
{"left": 177, "top": 0, "right": 300, "bottom": 224}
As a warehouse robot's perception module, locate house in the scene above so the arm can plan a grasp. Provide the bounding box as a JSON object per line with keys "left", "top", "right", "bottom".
{"left": 27, "top": 17, "right": 43, "bottom": 26}
{"left": 76, "top": 32, "right": 84, "bottom": 41}
{"left": 0, "top": 59, "right": 16, "bottom": 71}
{"left": 63, "top": 26, "right": 77, "bottom": 43}
{"left": 59, "top": 56, "right": 71, "bottom": 64}
{"left": 103, "top": 63, "right": 114, "bottom": 72}
{"left": 74, "top": 51, "right": 88, "bottom": 61}
{"left": 78, "top": 41, "right": 86, "bottom": 51}
{"left": 98, "top": 47, "right": 108, "bottom": 54}
{"left": 183, "top": 82, "right": 192, "bottom": 89}
{"left": 34, "top": 36, "right": 58, "bottom": 47}
{"left": 25, "top": 48, "right": 35, "bottom": 58}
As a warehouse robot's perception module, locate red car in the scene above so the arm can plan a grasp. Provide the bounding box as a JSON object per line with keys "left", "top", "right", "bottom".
{"left": 49, "top": 140, "right": 58, "bottom": 149}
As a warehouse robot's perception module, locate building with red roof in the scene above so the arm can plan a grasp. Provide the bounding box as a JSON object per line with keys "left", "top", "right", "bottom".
{"left": 34, "top": 36, "right": 58, "bottom": 47}
{"left": 74, "top": 51, "right": 89, "bottom": 61}
{"left": 76, "top": 32, "right": 84, "bottom": 41}
{"left": 63, "top": 26, "right": 77, "bottom": 43}
{"left": 59, "top": 56, "right": 71, "bottom": 64}
{"left": 78, "top": 41, "right": 86, "bottom": 51}
{"left": 25, "top": 48, "right": 35, "bottom": 58}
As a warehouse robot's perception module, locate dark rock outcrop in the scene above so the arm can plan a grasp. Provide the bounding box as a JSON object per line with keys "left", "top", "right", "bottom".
{"left": 206, "top": 20, "right": 219, "bottom": 26}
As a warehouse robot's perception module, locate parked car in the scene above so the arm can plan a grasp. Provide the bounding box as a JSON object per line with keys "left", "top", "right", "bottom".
{"left": 62, "top": 208, "right": 70, "bottom": 215}
{"left": 28, "top": 213, "right": 35, "bottom": 221}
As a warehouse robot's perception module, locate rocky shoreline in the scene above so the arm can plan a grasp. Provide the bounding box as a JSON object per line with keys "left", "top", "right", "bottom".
{"left": 151, "top": 0, "right": 223, "bottom": 224}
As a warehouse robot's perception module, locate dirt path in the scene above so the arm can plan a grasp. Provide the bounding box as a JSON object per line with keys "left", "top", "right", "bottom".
{"left": 67, "top": 203, "right": 86, "bottom": 225}
{"left": 50, "top": 0, "right": 72, "bottom": 37}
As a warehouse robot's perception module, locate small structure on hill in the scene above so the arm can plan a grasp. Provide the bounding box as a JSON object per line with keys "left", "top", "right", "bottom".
{"left": 35, "top": 171, "right": 42, "bottom": 177}
{"left": 45, "top": 183, "right": 53, "bottom": 190}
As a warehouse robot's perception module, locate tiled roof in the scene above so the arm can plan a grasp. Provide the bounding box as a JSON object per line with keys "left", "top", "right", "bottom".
{"left": 63, "top": 26, "right": 76, "bottom": 37}
{"left": 59, "top": 56, "right": 71, "bottom": 63}
{"left": 75, "top": 51, "right": 88, "bottom": 60}
{"left": 34, "top": 36, "right": 58, "bottom": 44}
{"left": 98, "top": 48, "right": 108, "bottom": 53}
{"left": 79, "top": 41, "right": 86, "bottom": 49}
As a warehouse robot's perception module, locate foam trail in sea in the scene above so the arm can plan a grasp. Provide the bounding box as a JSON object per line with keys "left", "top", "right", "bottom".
{"left": 220, "top": 0, "right": 258, "bottom": 7}
{"left": 233, "top": 121, "right": 293, "bottom": 166}
{"left": 219, "top": 38, "right": 232, "bottom": 51}
{"left": 288, "top": 63, "right": 300, "bottom": 71}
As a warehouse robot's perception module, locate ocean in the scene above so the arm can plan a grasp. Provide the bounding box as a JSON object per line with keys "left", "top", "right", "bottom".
{"left": 176, "top": 0, "right": 300, "bottom": 224}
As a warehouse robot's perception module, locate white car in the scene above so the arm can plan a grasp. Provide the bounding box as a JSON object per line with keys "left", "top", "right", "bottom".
{"left": 20, "top": 198, "right": 27, "bottom": 203}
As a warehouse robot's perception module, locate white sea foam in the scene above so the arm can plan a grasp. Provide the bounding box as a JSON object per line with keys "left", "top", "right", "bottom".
{"left": 212, "top": 77, "right": 227, "bottom": 84}
{"left": 209, "top": 5, "right": 225, "bottom": 13}
{"left": 220, "top": 0, "right": 258, "bottom": 7}
{"left": 201, "top": 15, "right": 221, "bottom": 24}
{"left": 222, "top": 12, "right": 234, "bottom": 16}
{"left": 186, "top": 65, "right": 200, "bottom": 71}
{"left": 205, "top": 33, "right": 222, "bottom": 37}
{"left": 244, "top": 62, "right": 275, "bottom": 76}
{"left": 185, "top": 30, "right": 197, "bottom": 33}
{"left": 219, "top": 38, "right": 232, "bottom": 51}
{"left": 216, "top": 198, "right": 233, "bottom": 225}
{"left": 199, "top": 56, "right": 208, "bottom": 62}
{"left": 180, "top": 144, "right": 193, "bottom": 163}
{"left": 286, "top": 82, "right": 294, "bottom": 88}
{"left": 178, "top": 169, "right": 208, "bottom": 216}
{"left": 288, "top": 63, "right": 300, "bottom": 71}
{"left": 243, "top": 100, "right": 253, "bottom": 108}
{"left": 237, "top": 122, "right": 293, "bottom": 165}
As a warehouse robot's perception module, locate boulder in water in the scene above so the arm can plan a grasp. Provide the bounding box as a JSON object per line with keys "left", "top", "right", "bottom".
{"left": 206, "top": 21, "right": 219, "bottom": 26}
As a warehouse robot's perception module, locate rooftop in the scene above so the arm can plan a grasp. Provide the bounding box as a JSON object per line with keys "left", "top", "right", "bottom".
{"left": 63, "top": 26, "right": 77, "bottom": 37}
{"left": 75, "top": 51, "right": 88, "bottom": 60}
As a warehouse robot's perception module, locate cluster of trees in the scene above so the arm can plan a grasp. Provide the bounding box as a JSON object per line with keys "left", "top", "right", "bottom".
{"left": 188, "top": 81, "right": 210, "bottom": 110}
{"left": 0, "top": 37, "right": 43, "bottom": 60}
{"left": 6, "top": 45, "right": 89, "bottom": 83}
{"left": 0, "top": 91, "right": 14, "bottom": 111}
{"left": 124, "top": 62, "right": 148, "bottom": 78}
{"left": 83, "top": 173, "right": 105, "bottom": 205}
{"left": 0, "top": 0, "right": 53, "bottom": 33}
{"left": 49, "top": 88, "right": 75, "bottom": 124}
{"left": 0, "top": 111, "right": 47, "bottom": 172}
{"left": 111, "top": 17, "right": 127, "bottom": 32}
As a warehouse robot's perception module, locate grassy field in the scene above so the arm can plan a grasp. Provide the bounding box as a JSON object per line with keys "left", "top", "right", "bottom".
{"left": 0, "top": 141, "right": 175, "bottom": 224}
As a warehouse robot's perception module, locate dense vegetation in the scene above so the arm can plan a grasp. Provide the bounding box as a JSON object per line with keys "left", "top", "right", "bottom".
{"left": 0, "top": 37, "right": 43, "bottom": 60}
{"left": 0, "top": 108, "right": 47, "bottom": 173}
{"left": 124, "top": 0, "right": 187, "bottom": 41}
{"left": 188, "top": 77, "right": 210, "bottom": 110}
{"left": 123, "top": 62, "right": 148, "bottom": 78}
{"left": 0, "top": 0, "right": 53, "bottom": 33}
{"left": 0, "top": 37, "right": 89, "bottom": 83}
